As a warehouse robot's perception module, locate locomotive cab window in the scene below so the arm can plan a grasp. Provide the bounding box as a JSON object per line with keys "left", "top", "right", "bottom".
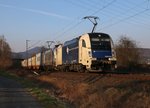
{"left": 82, "top": 40, "right": 86, "bottom": 47}
{"left": 90, "top": 34, "right": 111, "bottom": 51}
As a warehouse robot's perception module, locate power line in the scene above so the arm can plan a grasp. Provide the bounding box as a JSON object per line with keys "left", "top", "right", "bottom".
{"left": 147, "top": 0, "right": 150, "bottom": 9}
{"left": 28, "top": 40, "right": 41, "bottom": 49}
{"left": 52, "top": 12, "right": 87, "bottom": 40}
{"left": 75, "top": 0, "right": 96, "bottom": 9}
{"left": 75, "top": 0, "right": 102, "bottom": 11}
{"left": 64, "top": 0, "right": 92, "bottom": 10}
{"left": 99, "top": 0, "right": 147, "bottom": 26}
{"left": 126, "top": 19, "right": 150, "bottom": 30}
{"left": 98, "top": 9, "right": 150, "bottom": 31}
{"left": 54, "top": 0, "right": 117, "bottom": 42}
{"left": 53, "top": 20, "right": 84, "bottom": 41}
{"left": 90, "top": 0, "right": 117, "bottom": 16}
{"left": 85, "top": 0, "right": 104, "bottom": 7}
{"left": 52, "top": 0, "right": 149, "bottom": 44}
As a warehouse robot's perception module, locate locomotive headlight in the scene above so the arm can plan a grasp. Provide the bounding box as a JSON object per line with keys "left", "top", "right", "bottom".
{"left": 109, "top": 57, "right": 116, "bottom": 61}
{"left": 92, "top": 58, "right": 97, "bottom": 60}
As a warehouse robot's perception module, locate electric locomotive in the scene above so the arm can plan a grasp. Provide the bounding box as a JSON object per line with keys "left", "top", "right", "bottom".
{"left": 55, "top": 32, "right": 117, "bottom": 72}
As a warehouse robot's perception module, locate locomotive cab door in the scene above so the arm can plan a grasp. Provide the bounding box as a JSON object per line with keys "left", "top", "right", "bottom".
{"left": 79, "top": 34, "right": 92, "bottom": 70}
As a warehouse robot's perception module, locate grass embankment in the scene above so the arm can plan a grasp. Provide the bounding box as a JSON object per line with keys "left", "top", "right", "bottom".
{"left": 0, "top": 70, "right": 67, "bottom": 108}
{"left": 37, "top": 72, "right": 150, "bottom": 108}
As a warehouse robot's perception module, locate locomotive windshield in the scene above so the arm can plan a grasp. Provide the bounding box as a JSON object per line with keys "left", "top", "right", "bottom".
{"left": 89, "top": 33, "right": 111, "bottom": 51}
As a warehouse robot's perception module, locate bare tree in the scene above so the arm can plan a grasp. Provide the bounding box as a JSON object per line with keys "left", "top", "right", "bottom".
{"left": 0, "top": 36, "right": 12, "bottom": 68}
{"left": 115, "top": 36, "right": 141, "bottom": 69}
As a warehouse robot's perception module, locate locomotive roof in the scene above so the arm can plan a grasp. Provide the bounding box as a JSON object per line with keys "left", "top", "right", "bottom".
{"left": 64, "top": 37, "right": 79, "bottom": 46}
{"left": 88, "top": 32, "right": 111, "bottom": 38}
{"left": 63, "top": 32, "right": 111, "bottom": 46}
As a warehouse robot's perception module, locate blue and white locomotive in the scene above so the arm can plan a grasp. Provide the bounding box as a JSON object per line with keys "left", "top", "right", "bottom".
{"left": 55, "top": 32, "right": 117, "bottom": 72}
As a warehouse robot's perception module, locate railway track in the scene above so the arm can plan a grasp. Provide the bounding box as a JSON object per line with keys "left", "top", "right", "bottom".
{"left": 8, "top": 68, "right": 150, "bottom": 82}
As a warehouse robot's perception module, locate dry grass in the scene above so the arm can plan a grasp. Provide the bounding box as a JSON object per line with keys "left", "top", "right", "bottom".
{"left": 35, "top": 72, "right": 150, "bottom": 108}
{"left": 7, "top": 70, "right": 150, "bottom": 108}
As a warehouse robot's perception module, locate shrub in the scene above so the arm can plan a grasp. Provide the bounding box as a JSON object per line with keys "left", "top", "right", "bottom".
{"left": 0, "top": 36, "right": 12, "bottom": 69}
{"left": 115, "top": 36, "right": 141, "bottom": 69}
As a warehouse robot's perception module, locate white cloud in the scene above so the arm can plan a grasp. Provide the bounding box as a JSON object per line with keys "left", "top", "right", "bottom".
{"left": 0, "top": 3, "right": 70, "bottom": 20}
{"left": 0, "top": 4, "right": 16, "bottom": 8}
{"left": 22, "top": 8, "right": 70, "bottom": 20}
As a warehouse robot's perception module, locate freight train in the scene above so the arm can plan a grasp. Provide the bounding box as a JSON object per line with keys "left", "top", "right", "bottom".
{"left": 21, "top": 33, "right": 117, "bottom": 72}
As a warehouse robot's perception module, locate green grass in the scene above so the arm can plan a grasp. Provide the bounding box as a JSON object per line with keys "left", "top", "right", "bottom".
{"left": 29, "top": 87, "right": 66, "bottom": 108}
{"left": 0, "top": 70, "right": 67, "bottom": 108}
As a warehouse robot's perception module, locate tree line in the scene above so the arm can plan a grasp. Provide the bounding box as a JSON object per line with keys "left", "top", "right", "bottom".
{"left": 0, "top": 35, "right": 12, "bottom": 69}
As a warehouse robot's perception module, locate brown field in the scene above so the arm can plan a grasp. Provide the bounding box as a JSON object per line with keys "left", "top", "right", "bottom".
{"left": 8, "top": 69, "right": 150, "bottom": 108}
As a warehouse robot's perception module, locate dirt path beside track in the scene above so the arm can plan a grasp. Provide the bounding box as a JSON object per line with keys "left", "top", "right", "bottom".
{"left": 0, "top": 76, "right": 43, "bottom": 108}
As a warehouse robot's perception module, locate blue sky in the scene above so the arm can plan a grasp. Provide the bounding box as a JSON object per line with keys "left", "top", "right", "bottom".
{"left": 0, "top": 0, "right": 150, "bottom": 52}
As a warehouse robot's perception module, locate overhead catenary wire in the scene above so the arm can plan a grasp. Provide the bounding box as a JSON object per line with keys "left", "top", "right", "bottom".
{"left": 83, "top": 0, "right": 103, "bottom": 7}
{"left": 99, "top": 0, "right": 147, "bottom": 27}
{"left": 52, "top": 20, "right": 84, "bottom": 41}
{"left": 54, "top": 0, "right": 117, "bottom": 42}
{"left": 75, "top": 0, "right": 98, "bottom": 10}
{"left": 50, "top": 0, "right": 149, "bottom": 46}
{"left": 42, "top": 1, "right": 150, "bottom": 49}
{"left": 51, "top": 10, "right": 89, "bottom": 41}
{"left": 125, "top": 19, "right": 150, "bottom": 30}
{"left": 51, "top": 0, "right": 150, "bottom": 45}
{"left": 64, "top": 0, "right": 92, "bottom": 10}
{"left": 147, "top": 0, "right": 150, "bottom": 9}
{"left": 90, "top": 0, "right": 117, "bottom": 16}
{"left": 90, "top": 0, "right": 149, "bottom": 31}
{"left": 98, "top": 8, "right": 150, "bottom": 31}
{"left": 28, "top": 40, "right": 41, "bottom": 49}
